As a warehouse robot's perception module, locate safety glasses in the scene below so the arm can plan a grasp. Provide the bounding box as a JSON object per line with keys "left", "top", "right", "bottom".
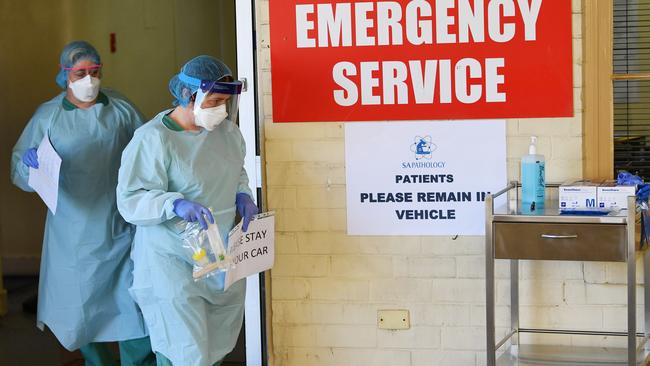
{"left": 62, "top": 64, "right": 102, "bottom": 79}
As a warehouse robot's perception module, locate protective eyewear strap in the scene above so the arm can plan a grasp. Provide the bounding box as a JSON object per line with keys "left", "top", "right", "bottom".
{"left": 178, "top": 72, "right": 202, "bottom": 87}
{"left": 61, "top": 63, "right": 102, "bottom": 71}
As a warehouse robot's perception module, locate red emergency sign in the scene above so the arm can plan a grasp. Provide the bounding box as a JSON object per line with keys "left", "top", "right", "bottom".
{"left": 269, "top": 0, "right": 573, "bottom": 122}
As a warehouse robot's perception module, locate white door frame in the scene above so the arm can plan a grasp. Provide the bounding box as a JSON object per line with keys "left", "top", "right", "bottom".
{"left": 235, "top": 1, "right": 265, "bottom": 365}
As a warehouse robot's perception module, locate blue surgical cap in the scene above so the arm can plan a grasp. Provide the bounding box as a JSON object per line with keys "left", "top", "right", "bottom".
{"left": 169, "top": 55, "right": 232, "bottom": 107}
{"left": 55, "top": 41, "right": 101, "bottom": 89}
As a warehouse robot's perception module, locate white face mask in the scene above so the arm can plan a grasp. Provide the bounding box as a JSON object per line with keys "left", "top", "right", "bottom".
{"left": 68, "top": 75, "right": 101, "bottom": 102}
{"left": 193, "top": 103, "right": 228, "bottom": 131}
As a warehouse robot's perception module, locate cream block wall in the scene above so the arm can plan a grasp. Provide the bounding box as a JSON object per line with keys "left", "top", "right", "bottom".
{"left": 0, "top": 0, "right": 67, "bottom": 271}
{"left": 258, "top": 1, "right": 637, "bottom": 365}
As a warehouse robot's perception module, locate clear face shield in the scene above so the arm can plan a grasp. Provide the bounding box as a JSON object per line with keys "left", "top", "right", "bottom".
{"left": 193, "top": 79, "right": 243, "bottom": 124}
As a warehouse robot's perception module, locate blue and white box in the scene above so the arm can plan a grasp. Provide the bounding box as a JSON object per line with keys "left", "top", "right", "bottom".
{"left": 597, "top": 181, "right": 636, "bottom": 210}
{"left": 559, "top": 180, "right": 599, "bottom": 209}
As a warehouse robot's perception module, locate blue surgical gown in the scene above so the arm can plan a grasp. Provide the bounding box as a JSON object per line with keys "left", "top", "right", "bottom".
{"left": 116, "top": 111, "right": 253, "bottom": 366}
{"left": 10, "top": 90, "right": 149, "bottom": 350}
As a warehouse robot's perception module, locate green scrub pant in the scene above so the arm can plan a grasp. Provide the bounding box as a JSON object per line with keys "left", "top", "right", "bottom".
{"left": 79, "top": 336, "right": 156, "bottom": 366}
{"left": 155, "top": 353, "right": 222, "bottom": 366}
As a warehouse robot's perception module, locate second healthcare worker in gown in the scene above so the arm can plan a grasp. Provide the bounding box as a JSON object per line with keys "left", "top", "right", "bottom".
{"left": 10, "top": 41, "right": 154, "bottom": 365}
{"left": 117, "top": 55, "right": 258, "bottom": 366}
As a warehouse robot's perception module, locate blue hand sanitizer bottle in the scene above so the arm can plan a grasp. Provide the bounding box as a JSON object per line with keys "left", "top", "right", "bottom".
{"left": 521, "top": 136, "right": 545, "bottom": 211}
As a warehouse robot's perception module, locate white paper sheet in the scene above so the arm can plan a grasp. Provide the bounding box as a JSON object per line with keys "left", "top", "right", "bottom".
{"left": 225, "top": 212, "right": 275, "bottom": 290}
{"left": 28, "top": 135, "right": 62, "bottom": 214}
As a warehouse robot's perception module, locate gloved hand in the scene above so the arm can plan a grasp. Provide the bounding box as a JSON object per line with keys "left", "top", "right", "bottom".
{"left": 638, "top": 184, "right": 650, "bottom": 204}
{"left": 22, "top": 148, "right": 39, "bottom": 169}
{"left": 173, "top": 199, "right": 214, "bottom": 230}
{"left": 236, "top": 193, "right": 258, "bottom": 232}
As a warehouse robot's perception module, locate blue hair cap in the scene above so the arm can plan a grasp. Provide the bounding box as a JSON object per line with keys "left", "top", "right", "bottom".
{"left": 169, "top": 55, "right": 232, "bottom": 107}
{"left": 55, "top": 41, "right": 101, "bottom": 89}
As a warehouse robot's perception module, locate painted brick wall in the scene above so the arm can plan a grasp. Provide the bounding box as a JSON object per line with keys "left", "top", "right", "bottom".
{"left": 257, "top": 1, "right": 638, "bottom": 365}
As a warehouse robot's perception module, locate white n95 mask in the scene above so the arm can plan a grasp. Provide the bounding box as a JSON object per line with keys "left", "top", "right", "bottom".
{"left": 194, "top": 104, "right": 228, "bottom": 131}
{"left": 68, "top": 75, "right": 101, "bottom": 102}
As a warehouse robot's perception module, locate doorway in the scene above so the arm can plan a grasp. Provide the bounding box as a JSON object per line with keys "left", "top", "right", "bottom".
{"left": 0, "top": 0, "right": 266, "bottom": 365}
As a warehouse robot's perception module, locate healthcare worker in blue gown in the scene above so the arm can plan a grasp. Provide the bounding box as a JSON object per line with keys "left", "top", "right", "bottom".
{"left": 116, "top": 55, "right": 259, "bottom": 366}
{"left": 10, "top": 41, "right": 155, "bottom": 365}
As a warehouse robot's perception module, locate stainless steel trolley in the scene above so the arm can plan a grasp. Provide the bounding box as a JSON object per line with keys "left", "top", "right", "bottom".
{"left": 485, "top": 182, "right": 650, "bottom": 365}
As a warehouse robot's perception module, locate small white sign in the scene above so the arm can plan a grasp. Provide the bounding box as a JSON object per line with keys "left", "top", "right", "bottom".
{"left": 345, "top": 121, "right": 507, "bottom": 236}
{"left": 28, "top": 135, "right": 62, "bottom": 214}
{"left": 225, "top": 212, "right": 275, "bottom": 290}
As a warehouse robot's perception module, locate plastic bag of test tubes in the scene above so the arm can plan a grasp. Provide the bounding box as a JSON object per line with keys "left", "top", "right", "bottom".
{"left": 180, "top": 218, "right": 235, "bottom": 280}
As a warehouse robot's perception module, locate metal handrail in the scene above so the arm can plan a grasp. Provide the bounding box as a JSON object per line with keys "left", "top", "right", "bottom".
{"left": 492, "top": 181, "right": 562, "bottom": 198}
{"left": 518, "top": 328, "right": 645, "bottom": 338}
{"left": 495, "top": 330, "right": 517, "bottom": 350}
{"left": 491, "top": 182, "right": 516, "bottom": 199}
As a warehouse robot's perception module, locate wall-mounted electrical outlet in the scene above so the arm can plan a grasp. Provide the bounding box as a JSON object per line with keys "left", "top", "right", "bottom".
{"left": 377, "top": 309, "right": 410, "bottom": 330}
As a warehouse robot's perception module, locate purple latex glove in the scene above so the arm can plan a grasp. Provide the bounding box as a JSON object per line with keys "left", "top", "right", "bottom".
{"left": 236, "top": 193, "right": 258, "bottom": 232}
{"left": 617, "top": 171, "right": 644, "bottom": 186}
{"left": 638, "top": 184, "right": 650, "bottom": 204}
{"left": 22, "top": 148, "right": 39, "bottom": 169}
{"left": 173, "top": 199, "right": 214, "bottom": 230}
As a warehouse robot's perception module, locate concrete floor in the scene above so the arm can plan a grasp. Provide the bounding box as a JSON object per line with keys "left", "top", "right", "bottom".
{"left": 0, "top": 276, "right": 68, "bottom": 365}
{"left": 0, "top": 276, "right": 246, "bottom": 365}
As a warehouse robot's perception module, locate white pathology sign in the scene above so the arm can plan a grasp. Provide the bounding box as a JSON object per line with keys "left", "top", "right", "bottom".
{"left": 345, "top": 121, "right": 506, "bottom": 236}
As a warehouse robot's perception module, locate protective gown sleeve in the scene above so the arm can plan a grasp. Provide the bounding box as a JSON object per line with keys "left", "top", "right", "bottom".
{"left": 10, "top": 103, "right": 56, "bottom": 192}
{"left": 235, "top": 133, "right": 254, "bottom": 199}
{"left": 117, "top": 129, "right": 183, "bottom": 226}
